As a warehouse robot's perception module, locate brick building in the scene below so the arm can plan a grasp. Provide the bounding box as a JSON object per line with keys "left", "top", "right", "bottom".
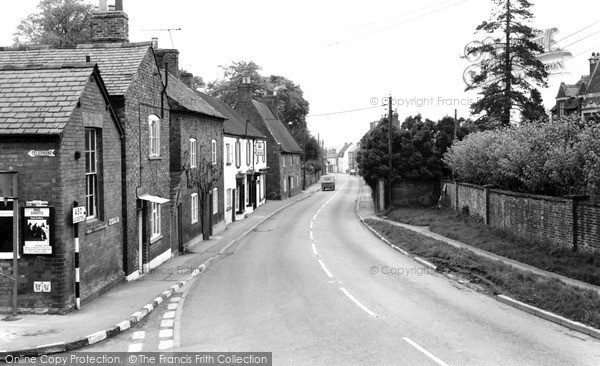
{"left": 0, "top": 63, "right": 124, "bottom": 312}
{"left": 0, "top": 2, "right": 173, "bottom": 291}
{"left": 234, "top": 82, "right": 303, "bottom": 199}
{"left": 164, "top": 71, "right": 226, "bottom": 248}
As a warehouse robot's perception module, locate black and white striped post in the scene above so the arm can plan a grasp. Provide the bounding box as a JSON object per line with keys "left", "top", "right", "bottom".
{"left": 72, "top": 201, "right": 83, "bottom": 310}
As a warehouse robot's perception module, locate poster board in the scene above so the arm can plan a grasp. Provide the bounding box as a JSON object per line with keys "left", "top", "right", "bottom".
{"left": 21, "top": 206, "right": 54, "bottom": 255}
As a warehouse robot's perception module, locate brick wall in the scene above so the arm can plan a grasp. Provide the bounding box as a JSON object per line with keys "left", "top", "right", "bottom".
{"left": 391, "top": 181, "right": 440, "bottom": 207}
{"left": 442, "top": 180, "right": 600, "bottom": 253}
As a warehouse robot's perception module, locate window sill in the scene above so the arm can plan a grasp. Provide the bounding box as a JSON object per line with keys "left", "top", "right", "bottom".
{"left": 86, "top": 220, "right": 107, "bottom": 234}
{"left": 191, "top": 220, "right": 198, "bottom": 225}
{"left": 150, "top": 235, "right": 163, "bottom": 244}
{"left": 149, "top": 156, "right": 162, "bottom": 161}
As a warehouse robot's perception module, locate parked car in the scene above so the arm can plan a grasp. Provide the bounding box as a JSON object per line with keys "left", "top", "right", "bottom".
{"left": 321, "top": 175, "right": 335, "bottom": 191}
{"left": 349, "top": 169, "right": 356, "bottom": 176}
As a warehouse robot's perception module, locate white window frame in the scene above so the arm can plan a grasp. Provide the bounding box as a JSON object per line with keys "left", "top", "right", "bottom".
{"left": 226, "top": 188, "right": 232, "bottom": 210}
{"left": 191, "top": 193, "right": 198, "bottom": 224}
{"left": 212, "top": 188, "right": 218, "bottom": 214}
{"left": 226, "top": 143, "right": 232, "bottom": 165}
{"left": 211, "top": 139, "right": 217, "bottom": 165}
{"left": 150, "top": 202, "right": 161, "bottom": 240}
{"left": 235, "top": 140, "right": 241, "bottom": 168}
{"left": 85, "top": 128, "right": 99, "bottom": 219}
{"left": 246, "top": 140, "right": 251, "bottom": 166}
{"left": 148, "top": 115, "right": 160, "bottom": 157}
{"left": 283, "top": 177, "right": 287, "bottom": 192}
{"left": 282, "top": 155, "right": 286, "bottom": 167}
{"left": 190, "top": 138, "right": 197, "bottom": 168}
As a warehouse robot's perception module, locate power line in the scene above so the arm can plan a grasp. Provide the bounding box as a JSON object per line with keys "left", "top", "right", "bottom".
{"left": 327, "top": 0, "right": 470, "bottom": 47}
{"left": 562, "top": 30, "right": 600, "bottom": 49}
{"left": 555, "top": 20, "right": 600, "bottom": 44}
{"left": 307, "top": 105, "right": 382, "bottom": 118}
{"left": 331, "top": 0, "right": 459, "bottom": 35}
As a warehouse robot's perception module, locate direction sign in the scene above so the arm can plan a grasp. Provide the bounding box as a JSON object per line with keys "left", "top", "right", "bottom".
{"left": 72, "top": 206, "right": 87, "bottom": 224}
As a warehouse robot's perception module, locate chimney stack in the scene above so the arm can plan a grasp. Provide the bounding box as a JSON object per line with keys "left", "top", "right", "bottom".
{"left": 91, "top": 0, "right": 129, "bottom": 43}
{"left": 180, "top": 72, "right": 194, "bottom": 89}
{"left": 151, "top": 37, "right": 158, "bottom": 49}
{"left": 238, "top": 77, "right": 253, "bottom": 103}
{"left": 154, "top": 47, "right": 180, "bottom": 78}
{"left": 591, "top": 52, "right": 600, "bottom": 76}
{"left": 261, "top": 94, "right": 280, "bottom": 117}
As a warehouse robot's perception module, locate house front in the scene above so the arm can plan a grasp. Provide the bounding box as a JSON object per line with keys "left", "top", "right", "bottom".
{"left": 0, "top": 63, "right": 124, "bottom": 313}
{"left": 234, "top": 81, "right": 303, "bottom": 200}
{"left": 165, "top": 70, "right": 226, "bottom": 248}
{"left": 198, "top": 93, "right": 268, "bottom": 224}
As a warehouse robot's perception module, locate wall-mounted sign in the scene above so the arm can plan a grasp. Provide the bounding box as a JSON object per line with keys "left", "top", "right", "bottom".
{"left": 33, "top": 281, "right": 51, "bottom": 292}
{"left": 22, "top": 206, "right": 54, "bottom": 255}
{"left": 108, "top": 216, "right": 120, "bottom": 226}
{"left": 72, "top": 206, "right": 87, "bottom": 224}
{"left": 28, "top": 150, "right": 55, "bottom": 158}
{"left": 255, "top": 141, "right": 265, "bottom": 156}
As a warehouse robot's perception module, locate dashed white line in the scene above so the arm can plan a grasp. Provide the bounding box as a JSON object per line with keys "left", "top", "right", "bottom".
{"left": 159, "top": 329, "right": 174, "bottom": 338}
{"left": 312, "top": 214, "right": 317, "bottom": 221}
{"left": 312, "top": 243, "right": 318, "bottom": 255}
{"left": 170, "top": 297, "right": 181, "bottom": 302}
{"left": 158, "top": 340, "right": 173, "bottom": 350}
{"left": 131, "top": 331, "right": 145, "bottom": 340}
{"left": 310, "top": 231, "right": 313, "bottom": 240}
{"left": 310, "top": 221, "right": 314, "bottom": 230}
{"left": 163, "top": 311, "right": 175, "bottom": 319}
{"left": 167, "top": 303, "right": 178, "bottom": 310}
{"left": 161, "top": 319, "right": 174, "bottom": 328}
{"left": 318, "top": 259, "right": 334, "bottom": 278}
{"left": 128, "top": 343, "right": 143, "bottom": 352}
{"left": 403, "top": 338, "right": 449, "bottom": 366}
{"left": 340, "top": 287, "right": 378, "bottom": 318}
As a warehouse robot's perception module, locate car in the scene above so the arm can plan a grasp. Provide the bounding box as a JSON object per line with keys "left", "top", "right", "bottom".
{"left": 349, "top": 169, "right": 356, "bottom": 176}
{"left": 321, "top": 175, "right": 335, "bottom": 191}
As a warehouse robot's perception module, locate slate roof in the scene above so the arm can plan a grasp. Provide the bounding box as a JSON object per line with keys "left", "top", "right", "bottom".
{"left": 338, "top": 142, "right": 352, "bottom": 157}
{"left": 251, "top": 100, "right": 302, "bottom": 153}
{"left": 0, "top": 42, "right": 151, "bottom": 96}
{"left": 0, "top": 63, "right": 98, "bottom": 135}
{"left": 165, "top": 74, "right": 223, "bottom": 119}
{"left": 196, "top": 93, "right": 265, "bottom": 139}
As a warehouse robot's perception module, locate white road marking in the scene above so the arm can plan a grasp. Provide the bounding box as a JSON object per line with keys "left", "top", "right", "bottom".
{"left": 128, "top": 343, "right": 143, "bottom": 352}
{"left": 161, "top": 319, "right": 174, "bottom": 328}
{"left": 163, "top": 311, "right": 175, "bottom": 319}
{"left": 131, "top": 331, "right": 145, "bottom": 340}
{"left": 340, "top": 287, "right": 378, "bottom": 318}
{"left": 310, "top": 221, "right": 314, "bottom": 230}
{"left": 159, "top": 329, "right": 174, "bottom": 338}
{"left": 158, "top": 340, "right": 173, "bottom": 350}
{"left": 403, "top": 338, "right": 449, "bottom": 366}
{"left": 167, "top": 303, "right": 178, "bottom": 310}
{"left": 318, "top": 260, "right": 333, "bottom": 278}
{"left": 310, "top": 231, "right": 313, "bottom": 240}
{"left": 170, "top": 297, "right": 181, "bottom": 302}
{"left": 313, "top": 214, "right": 317, "bottom": 221}
{"left": 312, "top": 243, "right": 318, "bottom": 255}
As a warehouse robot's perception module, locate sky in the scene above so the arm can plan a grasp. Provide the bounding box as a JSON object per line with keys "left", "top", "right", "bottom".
{"left": 0, "top": 0, "right": 599, "bottom": 149}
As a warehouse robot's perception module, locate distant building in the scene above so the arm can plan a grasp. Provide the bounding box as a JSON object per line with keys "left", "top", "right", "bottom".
{"left": 347, "top": 143, "right": 360, "bottom": 173}
{"left": 337, "top": 142, "right": 353, "bottom": 173}
{"left": 326, "top": 149, "right": 338, "bottom": 173}
{"left": 234, "top": 81, "right": 303, "bottom": 200}
{"left": 551, "top": 53, "right": 600, "bottom": 121}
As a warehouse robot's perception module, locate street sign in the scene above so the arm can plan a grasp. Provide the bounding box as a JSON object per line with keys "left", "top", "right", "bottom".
{"left": 72, "top": 206, "right": 87, "bottom": 224}
{"left": 28, "top": 150, "right": 55, "bottom": 158}
{"left": 255, "top": 141, "right": 265, "bottom": 156}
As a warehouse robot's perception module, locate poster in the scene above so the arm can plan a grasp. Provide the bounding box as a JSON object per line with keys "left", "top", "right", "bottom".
{"left": 22, "top": 206, "right": 53, "bottom": 255}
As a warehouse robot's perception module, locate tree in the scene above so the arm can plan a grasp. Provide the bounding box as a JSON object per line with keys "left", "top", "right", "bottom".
{"left": 466, "top": 0, "right": 548, "bottom": 126}
{"left": 206, "top": 61, "right": 264, "bottom": 106}
{"left": 521, "top": 88, "right": 548, "bottom": 122}
{"left": 13, "top": 0, "right": 93, "bottom": 48}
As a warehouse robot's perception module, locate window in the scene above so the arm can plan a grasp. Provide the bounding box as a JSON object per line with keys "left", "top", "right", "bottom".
{"left": 246, "top": 140, "right": 251, "bottom": 166}
{"left": 235, "top": 140, "right": 241, "bottom": 168}
{"left": 291, "top": 175, "right": 294, "bottom": 189}
{"left": 283, "top": 177, "right": 287, "bottom": 192}
{"left": 191, "top": 193, "right": 198, "bottom": 224}
{"left": 211, "top": 139, "right": 217, "bottom": 165}
{"left": 226, "top": 188, "right": 232, "bottom": 210}
{"left": 282, "top": 155, "right": 286, "bottom": 167}
{"left": 85, "top": 128, "right": 98, "bottom": 219}
{"left": 150, "top": 202, "right": 161, "bottom": 240}
{"left": 226, "top": 143, "right": 232, "bottom": 165}
{"left": 235, "top": 189, "right": 239, "bottom": 211}
{"left": 213, "top": 188, "right": 218, "bottom": 214}
{"left": 148, "top": 115, "right": 160, "bottom": 157}
{"left": 189, "top": 138, "right": 197, "bottom": 168}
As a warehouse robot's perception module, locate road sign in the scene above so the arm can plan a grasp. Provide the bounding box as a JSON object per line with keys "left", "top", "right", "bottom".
{"left": 28, "top": 150, "right": 55, "bottom": 158}
{"left": 72, "top": 206, "right": 87, "bottom": 224}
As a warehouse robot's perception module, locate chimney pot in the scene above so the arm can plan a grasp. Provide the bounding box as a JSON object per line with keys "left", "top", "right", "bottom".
{"left": 115, "top": 0, "right": 123, "bottom": 11}
{"left": 98, "top": 0, "right": 107, "bottom": 12}
{"left": 151, "top": 37, "right": 158, "bottom": 49}
{"left": 108, "top": 4, "right": 115, "bottom": 11}
{"left": 180, "top": 72, "right": 194, "bottom": 89}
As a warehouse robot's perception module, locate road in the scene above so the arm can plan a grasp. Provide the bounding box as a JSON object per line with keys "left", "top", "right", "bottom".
{"left": 83, "top": 174, "right": 600, "bottom": 365}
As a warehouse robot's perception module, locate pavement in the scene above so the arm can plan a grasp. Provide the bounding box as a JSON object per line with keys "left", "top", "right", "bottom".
{"left": 355, "top": 178, "right": 600, "bottom": 339}
{"left": 0, "top": 184, "right": 321, "bottom": 359}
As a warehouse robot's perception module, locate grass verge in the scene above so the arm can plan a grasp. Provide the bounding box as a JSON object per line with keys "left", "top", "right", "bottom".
{"left": 382, "top": 206, "right": 600, "bottom": 287}
{"left": 365, "top": 218, "right": 600, "bottom": 330}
